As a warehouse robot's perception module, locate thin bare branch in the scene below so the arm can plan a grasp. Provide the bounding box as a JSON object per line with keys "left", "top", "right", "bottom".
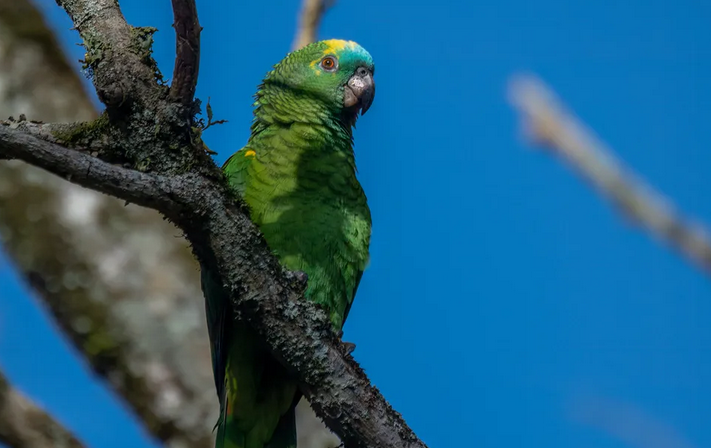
{"left": 509, "top": 75, "right": 711, "bottom": 276}
{"left": 0, "top": 370, "right": 86, "bottom": 448}
{"left": 170, "top": 0, "right": 201, "bottom": 106}
{"left": 292, "top": 0, "right": 334, "bottom": 50}
{"left": 570, "top": 395, "right": 698, "bottom": 448}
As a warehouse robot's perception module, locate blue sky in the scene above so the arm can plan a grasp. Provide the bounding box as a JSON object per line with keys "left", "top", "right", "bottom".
{"left": 1, "top": 0, "right": 711, "bottom": 447}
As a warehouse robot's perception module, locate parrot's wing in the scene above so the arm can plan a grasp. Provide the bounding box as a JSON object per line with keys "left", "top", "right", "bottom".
{"left": 201, "top": 265, "right": 231, "bottom": 407}
{"left": 343, "top": 269, "right": 364, "bottom": 323}
{"left": 222, "top": 146, "right": 254, "bottom": 194}
{"left": 202, "top": 148, "right": 254, "bottom": 404}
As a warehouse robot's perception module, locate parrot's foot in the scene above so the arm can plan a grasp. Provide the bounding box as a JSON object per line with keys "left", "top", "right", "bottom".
{"left": 342, "top": 342, "right": 356, "bottom": 355}
{"left": 293, "top": 270, "right": 308, "bottom": 284}
{"left": 286, "top": 270, "right": 309, "bottom": 289}
{"left": 337, "top": 330, "right": 357, "bottom": 355}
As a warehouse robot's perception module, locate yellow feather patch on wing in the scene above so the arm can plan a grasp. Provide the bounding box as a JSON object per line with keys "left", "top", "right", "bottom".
{"left": 244, "top": 150, "right": 256, "bottom": 158}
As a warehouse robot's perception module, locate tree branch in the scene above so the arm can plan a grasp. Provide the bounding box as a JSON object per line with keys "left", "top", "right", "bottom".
{"left": 1, "top": 122, "right": 423, "bottom": 446}
{"left": 292, "top": 0, "right": 334, "bottom": 50}
{"left": 0, "top": 369, "right": 86, "bottom": 448}
{"left": 57, "top": 0, "right": 164, "bottom": 110}
{"left": 509, "top": 75, "right": 711, "bottom": 276}
{"left": 170, "top": 0, "right": 201, "bottom": 106}
{"left": 0, "top": 125, "right": 178, "bottom": 213}
{"left": 0, "top": 0, "right": 429, "bottom": 447}
{"left": 0, "top": 119, "right": 107, "bottom": 151}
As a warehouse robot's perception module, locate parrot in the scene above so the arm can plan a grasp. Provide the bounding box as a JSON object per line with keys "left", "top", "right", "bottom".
{"left": 201, "top": 39, "right": 375, "bottom": 448}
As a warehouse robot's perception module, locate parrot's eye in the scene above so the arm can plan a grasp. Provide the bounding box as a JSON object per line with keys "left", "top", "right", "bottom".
{"left": 320, "top": 56, "right": 338, "bottom": 71}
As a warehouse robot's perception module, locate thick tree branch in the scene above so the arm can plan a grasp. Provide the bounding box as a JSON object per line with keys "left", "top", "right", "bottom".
{"left": 170, "top": 0, "right": 201, "bottom": 106}
{"left": 57, "top": 0, "right": 164, "bottom": 109}
{"left": 2, "top": 121, "right": 422, "bottom": 447}
{"left": 0, "top": 119, "right": 107, "bottom": 151}
{"left": 0, "top": 370, "right": 85, "bottom": 448}
{"left": 509, "top": 75, "right": 711, "bottom": 276}
{"left": 0, "top": 125, "right": 178, "bottom": 213}
{"left": 292, "top": 0, "right": 334, "bottom": 50}
{"left": 1, "top": 123, "right": 427, "bottom": 448}
{"left": 0, "top": 0, "right": 427, "bottom": 446}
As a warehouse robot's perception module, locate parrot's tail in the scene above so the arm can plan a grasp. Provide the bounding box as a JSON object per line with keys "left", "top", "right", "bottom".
{"left": 264, "top": 404, "right": 298, "bottom": 448}
{"left": 214, "top": 391, "right": 300, "bottom": 448}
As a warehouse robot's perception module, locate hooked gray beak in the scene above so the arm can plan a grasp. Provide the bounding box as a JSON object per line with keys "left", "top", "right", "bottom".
{"left": 343, "top": 66, "right": 375, "bottom": 115}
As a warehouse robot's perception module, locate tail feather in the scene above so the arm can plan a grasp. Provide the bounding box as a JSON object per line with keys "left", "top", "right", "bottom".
{"left": 264, "top": 403, "right": 297, "bottom": 448}
{"left": 205, "top": 263, "right": 300, "bottom": 448}
{"left": 265, "top": 392, "right": 301, "bottom": 448}
{"left": 214, "top": 391, "right": 300, "bottom": 448}
{"left": 215, "top": 412, "right": 243, "bottom": 448}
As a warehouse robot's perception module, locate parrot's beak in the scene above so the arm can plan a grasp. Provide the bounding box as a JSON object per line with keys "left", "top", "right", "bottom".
{"left": 344, "top": 66, "right": 375, "bottom": 115}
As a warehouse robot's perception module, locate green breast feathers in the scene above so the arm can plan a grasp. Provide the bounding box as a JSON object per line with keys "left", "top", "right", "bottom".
{"left": 205, "top": 39, "right": 375, "bottom": 448}
{"left": 223, "top": 39, "right": 375, "bottom": 328}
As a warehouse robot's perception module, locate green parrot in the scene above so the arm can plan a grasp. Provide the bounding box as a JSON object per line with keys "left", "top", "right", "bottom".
{"left": 201, "top": 39, "right": 375, "bottom": 448}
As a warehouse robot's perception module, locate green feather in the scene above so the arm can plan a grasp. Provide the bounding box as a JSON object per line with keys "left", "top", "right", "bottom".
{"left": 203, "top": 39, "right": 374, "bottom": 448}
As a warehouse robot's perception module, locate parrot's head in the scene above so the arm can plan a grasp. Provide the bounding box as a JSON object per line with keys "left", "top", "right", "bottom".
{"left": 258, "top": 39, "right": 375, "bottom": 123}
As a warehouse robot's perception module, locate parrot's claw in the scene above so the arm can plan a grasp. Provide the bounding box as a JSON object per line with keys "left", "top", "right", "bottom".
{"left": 286, "top": 270, "right": 309, "bottom": 289}
{"left": 342, "top": 342, "right": 356, "bottom": 355}
{"left": 294, "top": 270, "right": 308, "bottom": 284}
{"left": 336, "top": 330, "right": 356, "bottom": 355}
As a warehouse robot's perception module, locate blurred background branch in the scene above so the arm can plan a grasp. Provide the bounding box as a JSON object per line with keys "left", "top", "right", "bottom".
{"left": 0, "top": 0, "right": 215, "bottom": 447}
{"left": 292, "top": 0, "right": 334, "bottom": 50}
{"left": 509, "top": 75, "right": 711, "bottom": 277}
{"left": 0, "top": 370, "right": 86, "bottom": 448}
{"left": 569, "top": 395, "right": 698, "bottom": 448}
{"left": 0, "top": 0, "right": 339, "bottom": 447}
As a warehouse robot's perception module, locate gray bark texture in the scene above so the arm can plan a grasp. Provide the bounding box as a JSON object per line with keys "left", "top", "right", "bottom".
{"left": 0, "top": 370, "right": 86, "bottom": 448}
